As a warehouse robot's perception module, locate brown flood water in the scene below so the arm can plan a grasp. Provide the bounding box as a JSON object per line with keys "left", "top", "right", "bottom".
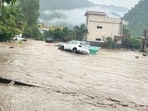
{"left": 0, "top": 40, "right": 148, "bottom": 111}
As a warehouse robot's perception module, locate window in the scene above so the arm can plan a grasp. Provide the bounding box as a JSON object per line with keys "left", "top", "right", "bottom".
{"left": 97, "top": 26, "right": 103, "bottom": 29}
{"left": 96, "top": 38, "right": 101, "bottom": 41}
{"left": 68, "top": 40, "right": 75, "bottom": 44}
{"left": 73, "top": 41, "right": 78, "bottom": 44}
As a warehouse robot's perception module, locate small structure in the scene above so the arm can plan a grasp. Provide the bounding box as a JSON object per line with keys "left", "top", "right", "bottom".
{"left": 142, "top": 29, "right": 148, "bottom": 52}
{"left": 37, "top": 19, "right": 53, "bottom": 34}
{"left": 84, "top": 11, "right": 128, "bottom": 47}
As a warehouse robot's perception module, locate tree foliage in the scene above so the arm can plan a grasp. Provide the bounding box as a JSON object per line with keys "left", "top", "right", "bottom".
{"left": 72, "top": 24, "right": 88, "bottom": 40}
{"left": 121, "top": 37, "right": 141, "bottom": 49}
{"left": 43, "top": 24, "right": 88, "bottom": 42}
{"left": 0, "top": 0, "right": 40, "bottom": 41}
{"left": 123, "top": 0, "right": 148, "bottom": 37}
{"left": 0, "top": 0, "right": 26, "bottom": 41}
{"left": 17, "top": 0, "right": 40, "bottom": 38}
{"left": 105, "top": 37, "right": 115, "bottom": 48}
{"left": 0, "top": 0, "right": 16, "bottom": 5}
{"left": 122, "top": 26, "right": 130, "bottom": 37}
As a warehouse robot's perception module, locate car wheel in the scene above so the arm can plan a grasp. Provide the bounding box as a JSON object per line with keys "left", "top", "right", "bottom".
{"left": 61, "top": 46, "right": 64, "bottom": 51}
{"left": 85, "top": 52, "right": 89, "bottom": 55}
{"left": 72, "top": 48, "right": 77, "bottom": 54}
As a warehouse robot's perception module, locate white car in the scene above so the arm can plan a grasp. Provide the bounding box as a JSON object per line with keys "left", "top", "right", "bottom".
{"left": 60, "top": 40, "right": 90, "bottom": 54}
{"left": 13, "top": 35, "right": 27, "bottom": 41}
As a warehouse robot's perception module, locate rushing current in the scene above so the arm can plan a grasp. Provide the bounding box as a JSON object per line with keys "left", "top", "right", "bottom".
{"left": 0, "top": 40, "right": 148, "bottom": 111}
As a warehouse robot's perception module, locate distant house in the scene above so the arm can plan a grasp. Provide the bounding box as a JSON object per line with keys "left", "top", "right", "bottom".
{"left": 142, "top": 29, "right": 148, "bottom": 52}
{"left": 37, "top": 19, "right": 53, "bottom": 34}
{"left": 84, "top": 11, "right": 128, "bottom": 46}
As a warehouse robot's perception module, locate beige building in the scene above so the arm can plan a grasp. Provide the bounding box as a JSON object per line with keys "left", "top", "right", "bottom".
{"left": 85, "top": 11, "right": 128, "bottom": 44}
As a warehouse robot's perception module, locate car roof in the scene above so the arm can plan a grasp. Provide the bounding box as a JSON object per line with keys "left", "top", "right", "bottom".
{"left": 70, "top": 40, "right": 90, "bottom": 43}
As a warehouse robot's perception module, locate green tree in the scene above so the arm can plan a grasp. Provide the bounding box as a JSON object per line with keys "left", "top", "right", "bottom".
{"left": 0, "top": 1, "right": 26, "bottom": 41}
{"left": 129, "top": 37, "right": 141, "bottom": 49}
{"left": 42, "top": 24, "right": 88, "bottom": 42}
{"left": 45, "top": 27, "right": 67, "bottom": 41}
{"left": 0, "top": 0, "right": 16, "bottom": 5}
{"left": 122, "top": 37, "right": 141, "bottom": 49}
{"left": 72, "top": 24, "right": 88, "bottom": 40}
{"left": 121, "top": 37, "right": 130, "bottom": 49}
{"left": 106, "top": 37, "right": 115, "bottom": 48}
{"left": 62, "top": 27, "right": 72, "bottom": 41}
{"left": 123, "top": 0, "right": 148, "bottom": 37}
{"left": 17, "top": 0, "right": 40, "bottom": 38}
{"left": 122, "top": 26, "right": 130, "bottom": 37}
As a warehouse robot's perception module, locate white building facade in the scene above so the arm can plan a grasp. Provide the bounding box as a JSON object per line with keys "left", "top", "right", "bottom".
{"left": 85, "top": 11, "right": 127, "bottom": 44}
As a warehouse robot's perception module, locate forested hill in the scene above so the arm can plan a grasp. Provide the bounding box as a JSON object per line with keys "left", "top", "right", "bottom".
{"left": 123, "top": 0, "right": 148, "bottom": 37}
{"left": 40, "top": 0, "right": 94, "bottom": 11}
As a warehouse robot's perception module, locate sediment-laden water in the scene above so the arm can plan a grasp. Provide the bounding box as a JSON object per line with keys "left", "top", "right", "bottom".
{"left": 0, "top": 40, "right": 148, "bottom": 111}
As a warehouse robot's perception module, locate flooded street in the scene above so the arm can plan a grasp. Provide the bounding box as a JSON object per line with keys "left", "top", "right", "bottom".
{"left": 0, "top": 40, "right": 148, "bottom": 111}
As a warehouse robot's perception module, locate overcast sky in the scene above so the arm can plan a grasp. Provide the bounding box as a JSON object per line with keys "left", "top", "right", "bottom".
{"left": 88, "top": 0, "right": 140, "bottom": 9}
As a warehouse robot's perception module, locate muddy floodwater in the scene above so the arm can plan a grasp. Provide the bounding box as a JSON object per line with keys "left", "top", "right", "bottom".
{"left": 0, "top": 40, "right": 148, "bottom": 111}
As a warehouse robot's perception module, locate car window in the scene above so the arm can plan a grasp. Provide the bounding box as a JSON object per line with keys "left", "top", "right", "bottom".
{"left": 68, "top": 41, "right": 74, "bottom": 44}
{"left": 73, "top": 41, "right": 78, "bottom": 44}
{"left": 80, "top": 41, "right": 90, "bottom": 47}
{"left": 68, "top": 40, "right": 77, "bottom": 44}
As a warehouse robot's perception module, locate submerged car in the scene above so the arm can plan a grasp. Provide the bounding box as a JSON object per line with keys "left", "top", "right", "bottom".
{"left": 45, "top": 38, "right": 54, "bottom": 43}
{"left": 60, "top": 40, "right": 90, "bottom": 54}
{"left": 13, "top": 36, "right": 27, "bottom": 41}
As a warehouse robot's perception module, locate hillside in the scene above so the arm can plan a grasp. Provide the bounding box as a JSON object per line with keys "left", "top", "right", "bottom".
{"left": 40, "top": 0, "right": 94, "bottom": 11}
{"left": 123, "top": 0, "right": 148, "bottom": 37}
{"left": 39, "top": 0, "right": 128, "bottom": 27}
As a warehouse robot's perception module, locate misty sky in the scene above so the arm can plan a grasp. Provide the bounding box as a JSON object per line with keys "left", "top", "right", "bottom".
{"left": 88, "top": 0, "right": 139, "bottom": 8}
{"left": 42, "top": 0, "right": 138, "bottom": 26}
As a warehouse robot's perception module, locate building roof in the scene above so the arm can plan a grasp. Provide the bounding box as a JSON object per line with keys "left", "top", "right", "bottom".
{"left": 85, "top": 11, "right": 107, "bottom": 16}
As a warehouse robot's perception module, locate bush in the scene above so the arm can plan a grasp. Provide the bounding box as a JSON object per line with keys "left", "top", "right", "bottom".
{"left": 106, "top": 37, "right": 115, "bottom": 48}
{"left": 122, "top": 37, "right": 141, "bottom": 49}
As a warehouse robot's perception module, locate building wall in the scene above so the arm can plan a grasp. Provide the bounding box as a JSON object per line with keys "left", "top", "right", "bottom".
{"left": 86, "top": 14, "right": 122, "bottom": 43}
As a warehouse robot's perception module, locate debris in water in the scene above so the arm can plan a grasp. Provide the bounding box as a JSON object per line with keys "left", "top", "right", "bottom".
{"left": 8, "top": 81, "right": 15, "bottom": 86}
{"left": 9, "top": 46, "right": 14, "bottom": 48}
{"left": 135, "top": 56, "right": 139, "bottom": 59}
{"left": 0, "top": 77, "right": 36, "bottom": 87}
{"left": 143, "top": 53, "right": 147, "bottom": 56}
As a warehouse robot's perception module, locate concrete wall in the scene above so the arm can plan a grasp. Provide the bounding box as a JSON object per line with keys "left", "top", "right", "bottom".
{"left": 89, "top": 41, "right": 121, "bottom": 49}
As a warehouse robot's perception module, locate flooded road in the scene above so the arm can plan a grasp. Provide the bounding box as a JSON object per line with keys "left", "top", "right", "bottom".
{"left": 0, "top": 40, "right": 148, "bottom": 111}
